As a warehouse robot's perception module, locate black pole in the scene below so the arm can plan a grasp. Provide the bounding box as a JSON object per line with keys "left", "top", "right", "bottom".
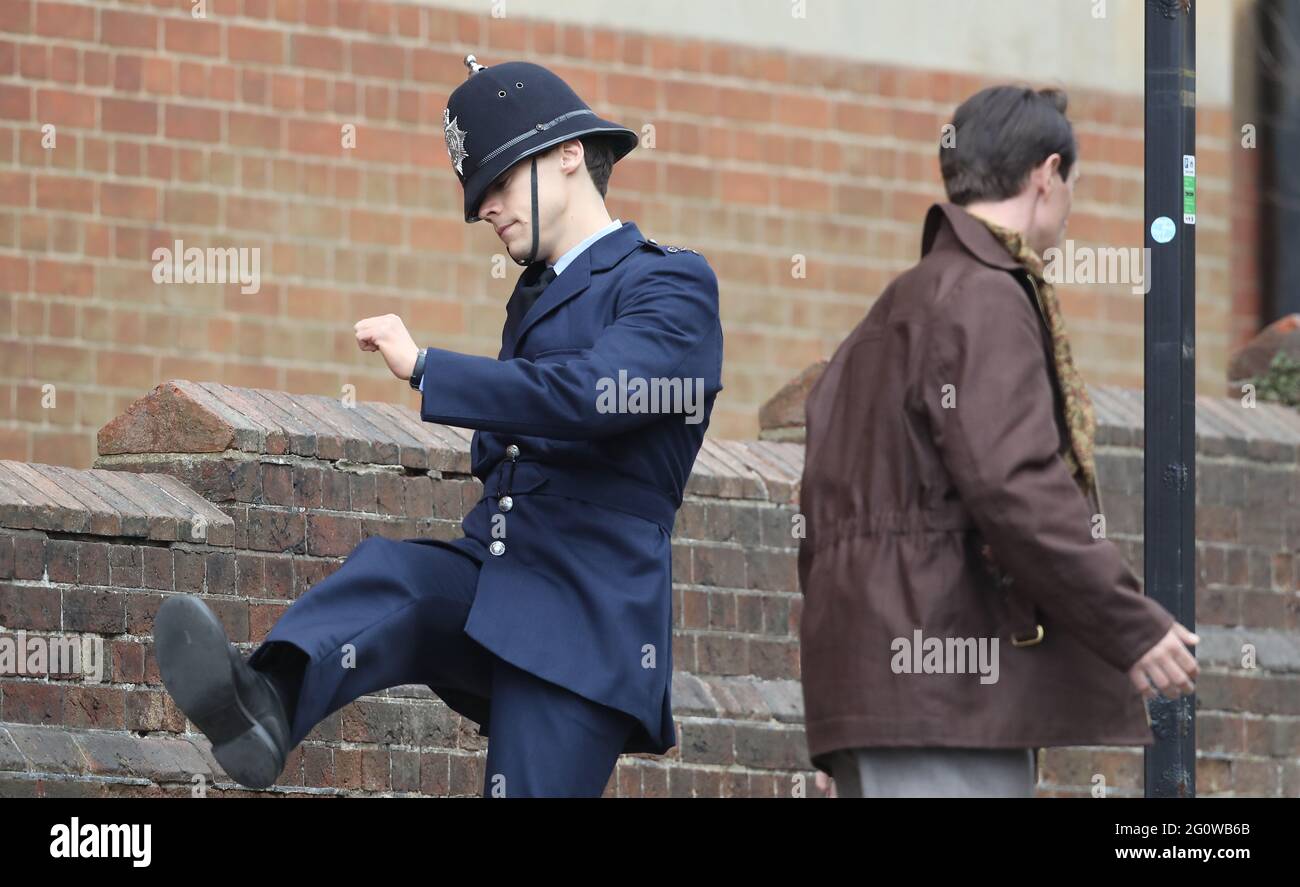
{"left": 1258, "top": 0, "right": 1300, "bottom": 322}
{"left": 1143, "top": 0, "right": 1196, "bottom": 798}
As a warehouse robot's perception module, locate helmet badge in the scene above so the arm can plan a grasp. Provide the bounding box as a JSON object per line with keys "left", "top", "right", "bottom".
{"left": 443, "top": 107, "right": 468, "bottom": 176}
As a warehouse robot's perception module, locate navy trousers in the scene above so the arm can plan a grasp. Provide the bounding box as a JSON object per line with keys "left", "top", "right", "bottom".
{"left": 246, "top": 536, "right": 638, "bottom": 797}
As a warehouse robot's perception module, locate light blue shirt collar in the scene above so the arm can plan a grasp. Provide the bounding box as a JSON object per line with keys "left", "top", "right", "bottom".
{"left": 421, "top": 218, "right": 624, "bottom": 392}
{"left": 550, "top": 219, "right": 622, "bottom": 277}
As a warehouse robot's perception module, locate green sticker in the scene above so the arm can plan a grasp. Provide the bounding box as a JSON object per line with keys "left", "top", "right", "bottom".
{"left": 1183, "top": 155, "right": 1196, "bottom": 224}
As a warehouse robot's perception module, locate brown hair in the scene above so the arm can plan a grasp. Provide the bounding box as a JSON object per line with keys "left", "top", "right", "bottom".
{"left": 939, "top": 85, "right": 1077, "bottom": 205}
{"left": 579, "top": 134, "right": 617, "bottom": 197}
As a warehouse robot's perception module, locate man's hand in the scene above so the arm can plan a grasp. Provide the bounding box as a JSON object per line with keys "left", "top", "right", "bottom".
{"left": 815, "top": 770, "right": 837, "bottom": 798}
{"left": 354, "top": 314, "right": 420, "bottom": 381}
{"left": 1128, "top": 622, "right": 1199, "bottom": 701}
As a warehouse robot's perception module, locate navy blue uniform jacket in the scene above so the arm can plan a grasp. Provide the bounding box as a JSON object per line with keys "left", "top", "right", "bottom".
{"left": 417, "top": 220, "right": 723, "bottom": 754}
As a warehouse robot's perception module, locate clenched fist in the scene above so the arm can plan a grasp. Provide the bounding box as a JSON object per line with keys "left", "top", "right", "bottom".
{"left": 1128, "top": 622, "right": 1200, "bottom": 701}
{"left": 354, "top": 314, "right": 421, "bottom": 381}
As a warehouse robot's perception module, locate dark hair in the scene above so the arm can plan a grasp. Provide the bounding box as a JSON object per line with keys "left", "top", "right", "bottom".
{"left": 535, "top": 135, "right": 617, "bottom": 197}
{"left": 939, "top": 85, "right": 1076, "bottom": 205}
{"left": 579, "top": 134, "right": 617, "bottom": 197}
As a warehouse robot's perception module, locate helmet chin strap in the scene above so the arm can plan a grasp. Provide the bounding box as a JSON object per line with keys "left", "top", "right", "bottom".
{"left": 514, "top": 155, "right": 541, "bottom": 268}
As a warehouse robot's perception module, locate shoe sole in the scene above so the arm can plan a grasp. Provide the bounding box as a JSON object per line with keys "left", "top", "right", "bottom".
{"left": 155, "top": 595, "right": 285, "bottom": 789}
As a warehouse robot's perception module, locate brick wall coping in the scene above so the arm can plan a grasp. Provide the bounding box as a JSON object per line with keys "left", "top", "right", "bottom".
{"left": 758, "top": 360, "right": 1300, "bottom": 463}
{"left": 6, "top": 376, "right": 1300, "bottom": 542}
{"left": 93, "top": 380, "right": 805, "bottom": 504}
{"left": 0, "top": 460, "right": 232, "bottom": 544}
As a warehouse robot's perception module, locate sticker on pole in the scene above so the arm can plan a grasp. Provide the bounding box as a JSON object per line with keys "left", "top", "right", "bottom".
{"left": 1151, "top": 215, "right": 1176, "bottom": 244}
{"left": 1183, "top": 154, "right": 1196, "bottom": 224}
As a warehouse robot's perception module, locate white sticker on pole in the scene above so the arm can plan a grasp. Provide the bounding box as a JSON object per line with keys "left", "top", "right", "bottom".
{"left": 1182, "top": 154, "right": 1196, "bottom": 225}
{"left": 1151, "top": 215, "right": 1176, "bottom": 244}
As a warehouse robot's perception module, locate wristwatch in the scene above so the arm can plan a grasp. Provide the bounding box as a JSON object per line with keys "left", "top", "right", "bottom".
{"left": 408, "top": 347, "right": 428, "bottom": 390}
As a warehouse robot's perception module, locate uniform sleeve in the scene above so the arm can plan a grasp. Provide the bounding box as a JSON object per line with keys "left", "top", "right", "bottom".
{"left": 419, "top": 254, "right": 721, "bottom": 440}
{"left": 919, "top": 273, "right": 1173, "bottom": 673}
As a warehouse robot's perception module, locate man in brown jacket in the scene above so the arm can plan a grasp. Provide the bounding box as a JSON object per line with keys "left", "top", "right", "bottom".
{"left": 798, "top": 85, "right": 1199, "bottom": 798}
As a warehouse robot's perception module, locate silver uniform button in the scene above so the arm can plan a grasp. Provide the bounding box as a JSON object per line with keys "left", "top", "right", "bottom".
{"left": 489, "top": 540, "right": 506, "bottom": 556}
{"left": 506, "top": 444, "right": 520, "bottom": 460}
{"left": 499, "top": 495, "right": 513, "bottom": 512}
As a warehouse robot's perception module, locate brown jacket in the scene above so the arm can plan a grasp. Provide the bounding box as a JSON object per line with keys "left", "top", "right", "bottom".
{"left": 797, "top": 202, "right": 1173, "bottom": 772}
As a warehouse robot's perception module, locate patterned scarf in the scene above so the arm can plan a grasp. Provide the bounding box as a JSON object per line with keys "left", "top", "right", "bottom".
{"left": 968, "top": 215, "right": 1100, "bottom": 586}
{"left": 972, "top": 215, "right": 1098, "bottom": 495}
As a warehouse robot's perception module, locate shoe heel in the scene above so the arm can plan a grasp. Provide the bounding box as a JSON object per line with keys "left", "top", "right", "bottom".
{"left": 155, "top": 596, "right": 286, "bottom": 789}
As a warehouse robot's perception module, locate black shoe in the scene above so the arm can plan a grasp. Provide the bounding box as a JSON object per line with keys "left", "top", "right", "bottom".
{"left": 155, "top": 595, "right": 291, "bottom": 789}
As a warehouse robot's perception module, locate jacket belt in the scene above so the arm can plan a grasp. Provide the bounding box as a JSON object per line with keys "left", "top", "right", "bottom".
{"left": 484, "top": 459, "right": 680, "bottom": 534}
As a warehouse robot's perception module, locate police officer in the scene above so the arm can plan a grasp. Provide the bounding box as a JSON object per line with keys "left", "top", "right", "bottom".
{"left": 155, "top": 55, "right": 724, "bottom": 797}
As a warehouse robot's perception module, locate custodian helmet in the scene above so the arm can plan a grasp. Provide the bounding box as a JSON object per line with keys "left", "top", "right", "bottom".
{"left": 442, "top": 54, "right": 640, "bottom": 265}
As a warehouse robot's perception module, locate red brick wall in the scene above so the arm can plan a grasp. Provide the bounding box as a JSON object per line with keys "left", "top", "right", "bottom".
{"left": 2, "top": 379, "right": 1297, "bottom": 796}
{"left": 0, "top": 0, "right": 1249, "bottom": 467}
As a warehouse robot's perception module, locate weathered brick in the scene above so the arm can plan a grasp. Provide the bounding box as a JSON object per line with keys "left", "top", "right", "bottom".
{"left": 430, "top": 478, "right": 463, "bottom": 520}
{"left": 73, "top": 542, "right": 108, "bottom": 587}
{"left": 678, "top": 721, "right": 735, "bottom": 765}
{"left": 734, "top": 724, "right": 808, "bottom": 771}
{"left": 449, "top": 753, "right": 483, "bottom": 797}
{"left": 745, "top": 549, "right": 797, "bottom": 592}
{"left": 671, "top": 543, "right": 692, "bottom": 584}
{"left": 749, "top": 638, "right": 798, "bottom": 680}
{"left": 63, "top": 685, "right": 126, "bottom": 729}
{"left": 206, "top": 596, "right": 250, "bottom": 644}
{"left": 759, "top": 506, "right": 801, "bottom": 549}
{"left": 762, "top": 594, "right": 793, "bottom": 637}
{"left": 45, "top": 539, "right": 77, "bottom": 584}
{"left": 263, "top": 555, "right": 294, "bottom": 600}
{"left": 321, "top": 471, "right": 350, "bottom": 511}
{"left": 1, "top": 681, "right": 65, "bottom": 725}
{"left": 111, "top": 639, "right": 145, "bottom": 684}
{"left": 249, "top": 601, "right": 289, "bottom": 640}
{"left": 0, "top": 582, "right": 60, "bottom": 630}
{"left": 206, "top": 551, "right": 236, "bottom": 595}
{"left": 13, "top": 535, "right": 44, "bottom": 579}
{"left": 707, "top": 590, "right": 737, "bottom": 631}
{"left": 173, "top": 549, "right": 204, "bottom": 593}
{"left": 246, "top": 509, "right": 305, "bottom": 553}
{"left": 694, "top": 545, "right": 746, "bottom": 588}
{"left": 261, "top": 463, "right": 294, "bottom": 506}
{"left": 307, "top": 514, "right": 360, "bottom": 557}
{"left": 375, "top": 471, "right": 405, "bottom": 516}
{"left": 403, "top": 475, "right": 433, "bottom": 518}
{"left": 706, "top": 502, "right": 762, "bottom": 546}
{"left": 63, "top": 587, "right": 125, "bottom": 633}
{"left": 696, "top": 634, "right": 746, "bottom": 675}
{"left": 142, "top": 546, "right": 174, "bottom": 590}
{"left": 125, "top": 688, "right": 182, "bottom": 733}
{"left": 737, "top": 592, "right": 764, "bottom": 633}
{"left": 230, "top": 461, "right": 261, "bottom": 503}
{"left": 236, "top": 553, "right": 266, "bottom": 598}
{"left": 293, "top": 464, "right": 324, "bottom": 509}
{"left": 348, "top": 472, "right": 377, "bottom": 513}
{"left": 107, "top": 544, "right": 142, "bottom": 588}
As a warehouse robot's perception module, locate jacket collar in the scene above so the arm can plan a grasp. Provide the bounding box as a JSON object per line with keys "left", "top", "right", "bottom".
{"left": 921, "top": 202, "right": 1023, "bottom": 272}
{"left": 504, "top": 220, "right": 647, "bottom": 355}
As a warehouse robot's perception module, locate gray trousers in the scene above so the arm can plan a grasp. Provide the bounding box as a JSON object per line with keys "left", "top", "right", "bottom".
{"left": 829, "top": 747, "right": 1037, "bottom": 798}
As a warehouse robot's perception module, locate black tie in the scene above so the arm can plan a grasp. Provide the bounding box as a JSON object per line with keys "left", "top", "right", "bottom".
{"left": 516, "top": 266, "right": 557, "bottom": 317}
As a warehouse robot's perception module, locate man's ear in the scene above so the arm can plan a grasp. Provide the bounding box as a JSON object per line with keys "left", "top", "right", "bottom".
{"left": 557, "top": 139, "right": 585, "bottom": 176}
{"left": 1033, "top": 152, "right": 1062, "bottom": 193}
